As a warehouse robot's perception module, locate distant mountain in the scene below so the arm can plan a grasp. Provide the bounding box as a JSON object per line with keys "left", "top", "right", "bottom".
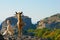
{"left": 37, "top": 13, "right": 60, "bottom": 29}
{"left": 1, "top": 13, "right": 60, "bottom": 35}
{"left": 0, "top": 15, "right": 36, "bottom": 35}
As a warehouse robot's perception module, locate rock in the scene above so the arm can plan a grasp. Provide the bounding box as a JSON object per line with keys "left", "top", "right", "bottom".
{"left": 1, "top": 15, "right": 33, "bottom": 38}
{"left": 37, "top": 13, "right": 60, "bottom": 29}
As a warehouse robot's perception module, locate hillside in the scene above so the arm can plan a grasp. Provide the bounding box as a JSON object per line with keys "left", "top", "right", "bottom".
{"left": 0, "top": 15, "right": 36, "bottom": 35}
{"left": 37, "top": 13, "right": 60, "bottom": 29}
{"left": 0, "top": 13, "right": 60, "bottom": 40}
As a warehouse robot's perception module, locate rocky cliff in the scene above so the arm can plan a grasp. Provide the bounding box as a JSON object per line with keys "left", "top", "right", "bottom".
{"left": 37, "top": 13, "right": 60, "bottom": 29}
{"left": 0, "top": 15, "right": 34, "bottom": 35}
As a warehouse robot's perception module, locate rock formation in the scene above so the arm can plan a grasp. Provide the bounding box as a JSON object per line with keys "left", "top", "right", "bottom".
{"left": 37, "top": 13, "right": 60, "bottom": 29}
{"left": 2, "top": 20, "right": 14, "bottom": 36}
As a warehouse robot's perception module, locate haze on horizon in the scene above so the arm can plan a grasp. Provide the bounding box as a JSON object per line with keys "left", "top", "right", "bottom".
{"left": 0, "top": 0, "right": 60, "bottom": 24}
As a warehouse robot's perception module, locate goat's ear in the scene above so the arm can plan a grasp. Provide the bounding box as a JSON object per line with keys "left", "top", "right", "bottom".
{"left": 15, "top": 12, "right": 17, "bottom": 14}
{"left": 20, "top": 12, "right": 23, "bottom": 14}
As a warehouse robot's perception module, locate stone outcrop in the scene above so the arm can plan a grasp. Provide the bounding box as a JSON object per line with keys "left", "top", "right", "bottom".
{"left": 37, "top": 20, "right": 45, "bottom": 29}
{"left": 37, "top": 13, "right": 60, "bottom": 29}
{"left": 0, "top": 15, "right": 33, "bottom": 38}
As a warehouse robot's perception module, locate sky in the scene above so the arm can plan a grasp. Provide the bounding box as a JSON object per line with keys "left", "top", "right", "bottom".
{"left": 0, "top": 0, "right": 60, "bottom": 24}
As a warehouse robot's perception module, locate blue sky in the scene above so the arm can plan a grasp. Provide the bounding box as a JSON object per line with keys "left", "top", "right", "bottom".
{"left": 0, "top": 0, "right": 60, "bottom": 23}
